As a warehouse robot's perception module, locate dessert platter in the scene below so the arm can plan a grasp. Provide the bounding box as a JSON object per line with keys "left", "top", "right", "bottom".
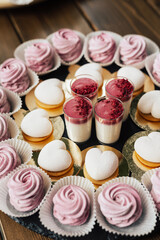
{"left": 0, "top": 28, "right": 160, "bottom": 240}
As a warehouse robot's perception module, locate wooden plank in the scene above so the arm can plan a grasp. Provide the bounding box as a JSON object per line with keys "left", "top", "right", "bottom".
{"left": 0, "top": 12, "right": 20, "bottom": 62}
{"left": 8, "top": 0, "right": 92, "bottom": 42}
{"left": 76, "top": 0, "right": 160, "bottom": 45}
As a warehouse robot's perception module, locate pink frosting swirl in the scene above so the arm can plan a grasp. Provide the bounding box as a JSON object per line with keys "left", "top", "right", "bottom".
{"left": 88, "top": 32, "right": 116, "bottom": 63}
{"left": 0, "top": 116, "right": 10, "bottom": 141}
{"left": 98, "top": 183, "right": 142, "bottom": 227}
{"left": 0, "top": 58, "right": 30, "bottom": 93}
{"left": 0, "top": 143, "right": 21, "bottom": 179}
{"left": 24, "top": 42, "right": 55, "bottom": 73}
{"left": 7, "top": 168, "right": 45, "bottom": 212}
{"left": 52, "top": 29, "right": 82, "bottom": 62}
{"left": 152, "top": 54, "right": 160, "bottom": 83}
{"left": 53, "top": 185, "right": 90, "bottom": 226}
{"left": 0, "top": 88, "right": 10, "bottom": 113}
{"left": 151, "top": 169, "right": 160, "bottom": 211}
{"left": 119, "top": 35, "right": 147, "bottom": 65}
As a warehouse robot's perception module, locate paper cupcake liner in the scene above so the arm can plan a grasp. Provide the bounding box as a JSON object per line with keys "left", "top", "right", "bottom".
{"left": 39, "top": 176, "right": 96, "bottom": 237}
{"left": 115, "top": 34, "right": 159, "bottom": 69}
{"left": 0, "top": 113, "right": 19, "bottom": 140}
{"left": 0, "top": 164, "right": 52, "bottom": 217}
{"left": 47, "top": 30, "right": 85, "bottom": 66}
{"left": 14, "top": 39, "right": 61, "bottom": 76}
{"left": 145, "top": 52, "right": 160, "bottom": 87}
{"left": 84, "top": 31, "right": 122, "bottom": 67}
{"left": 96, "top": 176, "right": 157, "bottom": 237}
{"left": 0, "top": 87, "right": 22, "bottom": 116}
{"left": 141, "top": 167, "right": 160, "bottom": 219}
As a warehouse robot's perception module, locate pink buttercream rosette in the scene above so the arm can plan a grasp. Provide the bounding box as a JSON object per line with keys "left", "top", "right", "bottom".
{"left": 14, "top": 39, "right": 61, "bottom": 76}
{"left": 84, "top": 31, "right": 122, "bottom": 66}
{"left": 39, "top": 176, "right": 96, "bottom": 237}
{"left": 0, "top": 164, "right": 51, "bottom": 217}
{"left": 47, "top": 29, "right": 85, "bottom": 66}
{"left": 115, "top": 34, "right": 159, "bottom": 69}
{"left": 145, "top": 52, "right": 160, "bottom": 88}
{"left": 96, "top": 177, "right": 157, "bottom": 237}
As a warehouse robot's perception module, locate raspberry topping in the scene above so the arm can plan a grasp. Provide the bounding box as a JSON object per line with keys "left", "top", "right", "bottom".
{"left": 71, "top": 78, "right": 98, "bottom": 96}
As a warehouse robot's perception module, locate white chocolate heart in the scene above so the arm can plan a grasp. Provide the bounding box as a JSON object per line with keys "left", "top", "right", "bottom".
{"left": 38, "top": 140, "right": 72, "bottom": 171}
{"left": 134, "top": 132, "right": 160, "bottom": 163}
{"left": 85, "top": 148, "right": 118, "bottom": 180}
{"left": 21, "top": 109, "right": 52, "bottom": 137}
{"left": 34, "top": 78, "right": 64, "bottom": 105}
{"left": 117, "top": 66, "right": 145, "bottom": 91}
{"left": 138, "top": 90, "right": 160, "bottom": 118}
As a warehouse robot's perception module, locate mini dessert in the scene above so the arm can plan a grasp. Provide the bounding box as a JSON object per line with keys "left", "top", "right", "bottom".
{"left": 34, "top": 79, "right": 65, "bottom": 109}
{"left": 117, "top": 66, "right": 145, "bottom": 96}
{"left": 119, "top": 35, "right": 147, "bottom": 65}
{"left": 0, "top": 143, "right": 21, "bottom": 179}
{"left": 152, "top": 54, "right": 160, "bottom": 83}
{"left": 63, "top": 96, "right": 93, "bottom": 143}
{"left": 0, "top": 115, "right": 10, "bottom": 141}
{"left": 133, "top": 132, "right": 160, "bottom": 169}
{"left": 94, "top": 97, "right": 124, "bottom": 144}
{"left": 98, "top": 183, "right": 142, "bottom": 227}
{"left": 7, "top": 168, "right": 45, "bottom": 212}
{"left": 88, "top": 32, "right": 116, "bottom": 63}
{"left": 0, "top": 88, "right": 10, "bottom": 113}
{"left": 38, "top": 140, "right": 74, "bottom": 178}
{"left": 53, "top": 185, "right": 90, "bottom": 226}
{"left": 71, "top": 76, "right": 98, "bottom": 105}
{"left": 150, "top": 169, "right": 160, "bottom": 211}
{"left": 138, "top": 91, "right": 160, "bottom": 122}
{"left": 24, "top": 41, "right": 54, "bottom": 73}
{"left": 75, "top": 63, "right": 103, "bottom": 88}
{"left": 52, "top": 28, "right": 82, "bottom": 62}
{"left": 83, "top": 148, "right": 119, "bottom": 186}
{"left": 21, "top": 109, "right": 53, "bottom": 142}
{"left": 105, "top": 77, "right": 134, "bottom": 121}
{"left": 0, "top": 58, "right": 30, "bottom": 94}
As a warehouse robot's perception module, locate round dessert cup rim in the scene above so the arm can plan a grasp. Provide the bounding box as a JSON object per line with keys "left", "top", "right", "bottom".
{"left": 63, "top": 95, "right": 93, "bottom": 120}
{"left": 94, "top": 96, "right": 124, "bottom": 122}
{"left": 70, "top": 73, "right": 99, "bottom": 98}
{"left": 105, "top": 76, "right": 134, "bottom": 100}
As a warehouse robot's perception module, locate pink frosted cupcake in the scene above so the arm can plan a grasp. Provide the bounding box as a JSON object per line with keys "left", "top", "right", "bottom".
{"left": 24, "top": 41, "right": 55, "bottom": 73}
{"left": 119, "top": 35, "right": 147, "bottom": 65}
{"left": 152, "top": 54, "right": 160, "bottom": 83}
{"left": 0, "top": 115, "right": 10, "bottom": 141}
{"left": 88, "top": 32, "right": 116, "bottom": 63}
{"left": 0, "top": 58, "right": 30, "bottom": 94}
{"left": 150, "top": 169, "right": 160, "bottom": 211}
{"left": 52, "top": 29, "right": 82, "bottom": 62}
{"left": 0, "top": 88, "right": 10, "bottom": 113}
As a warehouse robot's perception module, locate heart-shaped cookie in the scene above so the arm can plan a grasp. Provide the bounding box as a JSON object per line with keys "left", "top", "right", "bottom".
{"left": 38, "top": 140, "right": 72, "bottom": 171}
{"left": 134, "top": 132, "right": 160, "bottom": 163}
{"left": 85, "top": 148, "right": 118, "bottom": 180}
{"left": 21, "top": 109, "right": 52, "bottom": 138}
{"left": 138, "top": 90, "right": 160, "bottom": 119}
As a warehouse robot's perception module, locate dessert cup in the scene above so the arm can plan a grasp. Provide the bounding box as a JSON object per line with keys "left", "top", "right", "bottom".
{"left": 105, "top": 77, "right": 134, "bottom": 121}
{"left": 63, "top": 96, "right": 93, "bottom": 143}
{"left": 94, "top": 97, "right": 124, "bottom": 144}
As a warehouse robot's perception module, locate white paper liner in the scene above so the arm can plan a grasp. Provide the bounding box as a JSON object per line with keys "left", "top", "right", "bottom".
{"left": 0, "top": 164, "right": 52, "bottom": 217}
{"left": 47, "top": 30, "right": 85, "bottom": 66}
{"left": 84, "top": 31, "right": 122, "bottom": 67}
{"left": 39, "top": 176, "right": 96, "bottom": 237}
{"left": 115, "top": 34, "right": 159, "bottom": 69}
{"left": 145, "top": 52, "right": 160, "bottom": 88}
{"left": 18, "top": 68, "right": 39, "bottom": 97}
{"left": 141, "top": 167, "right": 160, "bottom": 219}
{"left": 0, "top": 113, "right": 19, "bottom": 140}
{"left": 14, "top": 39, "right": 61, "bottom": 76}
{"left": 96, "top": 176, "right": 157, "bottom": 237}
{"left": 0, "top": 87, "right": 22, "bottom": 116}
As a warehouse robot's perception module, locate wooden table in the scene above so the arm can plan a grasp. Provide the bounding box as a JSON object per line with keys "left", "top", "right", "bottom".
{"left": 0, "top": 0, "right": 160, "bottom": 239}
